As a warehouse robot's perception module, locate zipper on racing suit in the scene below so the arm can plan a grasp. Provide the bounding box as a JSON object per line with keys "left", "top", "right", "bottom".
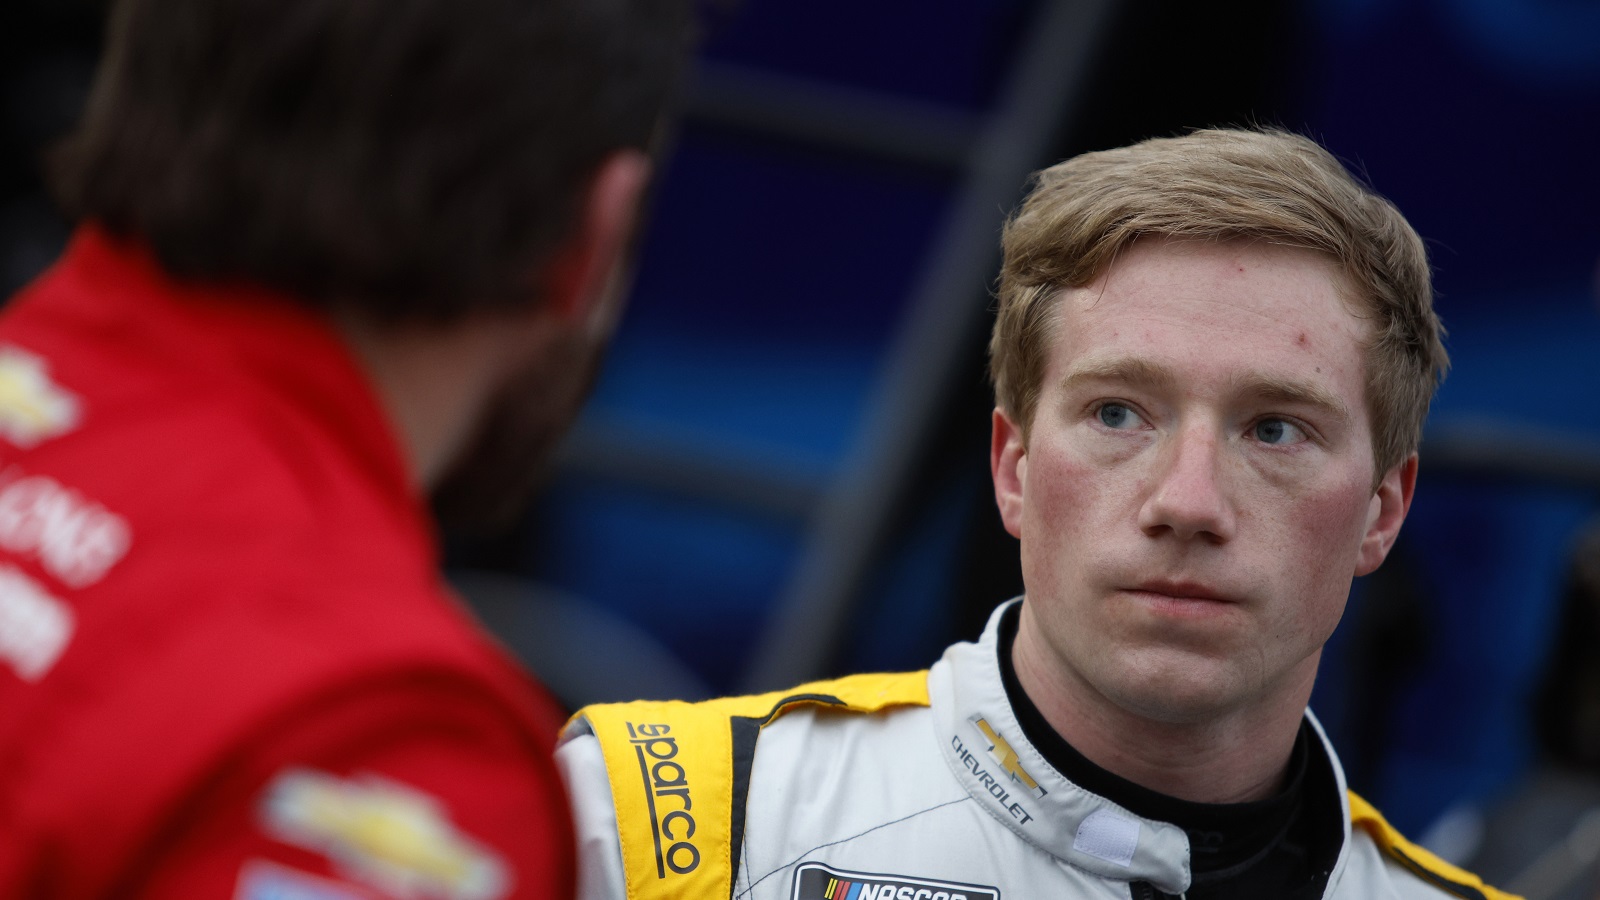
{"left": 1129, "top": 881, "right": 1182, "bottom": 900}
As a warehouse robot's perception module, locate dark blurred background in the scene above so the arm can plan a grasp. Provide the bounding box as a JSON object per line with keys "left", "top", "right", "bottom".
{"left": 6, "top": 0, "right": 1600, "bottom": 888}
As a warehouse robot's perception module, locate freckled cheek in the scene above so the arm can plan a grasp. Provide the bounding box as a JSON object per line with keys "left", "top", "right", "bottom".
{"left": 1280, "top": 479, "right": 1374, "bottom": 586}
{"left": 1023, "top": 444, "right": 1131, "bottom": 560}
{"left": 1027, "top": 441, "right": 1108, "bottom": 512}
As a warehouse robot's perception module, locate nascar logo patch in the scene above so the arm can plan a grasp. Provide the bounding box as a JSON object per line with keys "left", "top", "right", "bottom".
{"left": 791, "top": 863, "right": 999, "bottom": 900}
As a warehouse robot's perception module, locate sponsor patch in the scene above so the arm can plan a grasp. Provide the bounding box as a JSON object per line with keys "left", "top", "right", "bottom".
{"left": 234, "top": 860, "right": 371, "bottom": 900}
{"left": 0, "top": 345, "right": 80, "bottom": 448}
{"left": 624, "top": 721, "right": 700, "bottom": 877}
{"left": 0, "top": 564, "right": 73, "bottom": 681}
{"left": 949, "top": 717, "right": 1042, "bottom": 826}
{"left": 259, "top": 768, "right": 508, "bottom": 900}
{"left": 791, "top": 863, "right": 1000, "bottom": 900}
{"left": 969, "top": 716, "right": 1046, "bottom": 800}
{"left": 0, "top": 469, "right": 132, "bottom": 589}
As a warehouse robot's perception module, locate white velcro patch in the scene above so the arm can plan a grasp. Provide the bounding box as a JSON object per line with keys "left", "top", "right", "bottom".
{"left": 1072, "top": 808, "right": 1140, "bottom": 867}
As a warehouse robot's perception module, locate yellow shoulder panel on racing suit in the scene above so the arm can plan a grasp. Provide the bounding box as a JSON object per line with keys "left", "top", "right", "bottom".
{"left": 574, "top": 671, "right": 931, "bottom": 900}
{"left": 1349, "top": 791, "right": 1524, "bottom": 900}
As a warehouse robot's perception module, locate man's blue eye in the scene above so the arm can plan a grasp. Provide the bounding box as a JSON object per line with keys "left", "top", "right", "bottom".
{"left": 1254, "top": 419, "right": 1302, "bottom": 445}
{"left": 1098, "top": 404, "right": 1134, "bottom": 429}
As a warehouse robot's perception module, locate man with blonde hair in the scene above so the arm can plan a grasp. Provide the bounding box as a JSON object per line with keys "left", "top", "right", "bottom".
{"left": 557, "top": 129, "right": 1518, "bottom": 900}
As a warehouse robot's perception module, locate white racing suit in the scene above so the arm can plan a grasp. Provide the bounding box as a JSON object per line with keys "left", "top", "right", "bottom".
{"left": 557, "top": 601, "right": 1518, "bottom": 900}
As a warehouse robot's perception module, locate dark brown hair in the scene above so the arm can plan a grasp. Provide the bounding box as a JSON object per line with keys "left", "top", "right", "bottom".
{"left": 51, "top": 0, "right": 695, "bottom": 322}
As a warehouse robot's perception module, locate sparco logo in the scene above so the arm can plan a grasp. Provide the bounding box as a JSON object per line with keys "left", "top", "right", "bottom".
{"left": 791, "top": 863, "right": 999, "bottom": 900}
{"left": 626, "top": 722, "right": 699, "bottom": 877}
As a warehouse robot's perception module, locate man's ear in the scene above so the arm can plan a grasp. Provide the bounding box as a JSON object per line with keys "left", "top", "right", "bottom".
{"left": 542, "top": 149, "right": 652, "bottom": 328}
{"left": 992, "top": 407, "right": 1027, "bottom": 539}
{"left": 1355, "top": 453, "right": 1418, "bottom": 576}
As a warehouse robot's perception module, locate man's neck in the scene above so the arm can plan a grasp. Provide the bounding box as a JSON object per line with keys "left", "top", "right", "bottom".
{"left": 1009, "top": 603, "right": 1313, "bottom": 804}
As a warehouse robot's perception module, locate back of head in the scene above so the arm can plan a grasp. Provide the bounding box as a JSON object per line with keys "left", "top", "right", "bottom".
{"left": 990, "top": 128, "right": 1447, "bottom": 476}
{"left": 51, "top": 0, "right": 695, "bottom": 323}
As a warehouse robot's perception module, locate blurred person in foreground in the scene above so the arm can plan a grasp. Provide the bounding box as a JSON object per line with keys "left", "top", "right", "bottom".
{"left": 557, "top": 129, "right": 1520, "bottom": 900}
{"left": 0, "top": 0, "right": 694, "bottom": 896}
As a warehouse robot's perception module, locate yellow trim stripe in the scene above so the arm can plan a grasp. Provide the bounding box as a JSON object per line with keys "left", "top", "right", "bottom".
{"left": 575, "top": 671, "right": 930, "bottom": 900}
{"left": 1348, "top": 791, "right": 1523, "bottom": 900}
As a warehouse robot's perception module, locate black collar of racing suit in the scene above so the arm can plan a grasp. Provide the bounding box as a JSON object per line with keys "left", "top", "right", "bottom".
{"left": 997, "top": 601, "right": 1340, "bottom": 898}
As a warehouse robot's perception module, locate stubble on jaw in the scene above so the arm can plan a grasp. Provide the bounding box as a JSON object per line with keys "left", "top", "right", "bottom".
{"left": 430, "top": 326, "right": 604, "bottom": 533}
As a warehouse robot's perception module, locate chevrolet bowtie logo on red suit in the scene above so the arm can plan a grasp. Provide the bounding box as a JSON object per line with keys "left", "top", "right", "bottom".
{"left": 0, "top": 345, "right": 80, "bottom": 449}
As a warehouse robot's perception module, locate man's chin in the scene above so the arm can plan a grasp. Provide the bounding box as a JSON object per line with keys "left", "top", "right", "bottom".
{"left": 429, "top": 448, "right": 557, "bottom": 535}
{"left": 1093, "top": 656, "right": 1253, "bottom": 726}
{"left": 427, "top": 392, "right": 573, "bottom": 533}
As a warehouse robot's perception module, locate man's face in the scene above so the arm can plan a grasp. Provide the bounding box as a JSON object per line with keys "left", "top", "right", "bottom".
{"left": 992, "top": 238, "right": 1412, "bottom": 725}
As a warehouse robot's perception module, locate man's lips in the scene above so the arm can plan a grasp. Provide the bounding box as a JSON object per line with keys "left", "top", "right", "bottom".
{"left": 1126, "top": 580, "right": 1237, "bottom": 604}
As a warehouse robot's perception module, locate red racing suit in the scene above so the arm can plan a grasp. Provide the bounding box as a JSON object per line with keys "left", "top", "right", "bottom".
{"left": 0, "top": 227, "right": 574, "bottom": 900}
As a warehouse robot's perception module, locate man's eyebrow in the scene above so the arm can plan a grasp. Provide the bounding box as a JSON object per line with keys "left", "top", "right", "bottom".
{"left": 1058, "top": 358, "right": 1180, "bottom": 394}
{"left": 1233, "top": 375, "right": 1352, "bottom": 423}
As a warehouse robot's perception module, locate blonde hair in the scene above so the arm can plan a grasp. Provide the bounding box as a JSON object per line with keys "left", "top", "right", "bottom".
{"left": 990, "top": 127, "right": 1447, "bottom": 476}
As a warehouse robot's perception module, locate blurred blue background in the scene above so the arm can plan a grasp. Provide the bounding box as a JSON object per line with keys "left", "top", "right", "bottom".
{"left": 4, "top": 0, "right": 1599, "bottom": 876}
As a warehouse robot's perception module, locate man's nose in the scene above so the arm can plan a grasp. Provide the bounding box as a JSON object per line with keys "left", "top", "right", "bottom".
{"left": 1138, "top": 423, "right": 1237, "bottom": 543}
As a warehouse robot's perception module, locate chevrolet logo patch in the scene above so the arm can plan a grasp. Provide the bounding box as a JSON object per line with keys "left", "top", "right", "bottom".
{"left": 971, "top": 716, "right": 1046, "bottom": 799}
{"left": 260, "top": 768, "right": 508, "bottom": 900}
{"left": 792, "top": 863, "right": 999, "bottom": 900}
{"left": 0, "top": 346, "right": 80, "bottom": 449}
